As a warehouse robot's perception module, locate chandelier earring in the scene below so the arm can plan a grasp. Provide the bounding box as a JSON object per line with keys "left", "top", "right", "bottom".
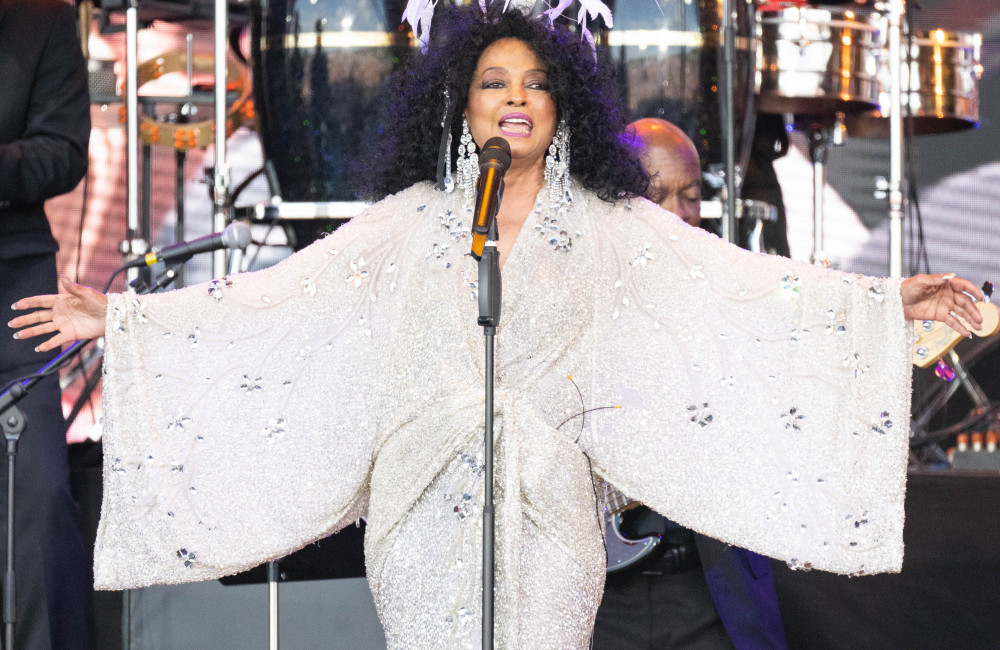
{"left": 544, "top": 118, "right": 572, "bottom": 210}
{"left": 436, "top": 88, "right": 456, "bottom": 192}
{"left": 456, "top": 117, "right": 479, "bottom": 211}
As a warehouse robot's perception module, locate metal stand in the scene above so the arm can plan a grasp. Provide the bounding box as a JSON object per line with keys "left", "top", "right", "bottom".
{"left": 211, "top": 0, "right": 231, "bottom": 279}
{"left": 477, "top": 220, "right": 501, "bottom": 649}
{"left": 125, "top": 4, "right": 144, "bottom": 285}
{"left": 887, "top": 0, "right": 907, "bottom": 278}
{"left": 2, "top": 393, "right": 24, "bottom": 649}
{"left": 0, "top": 340, "right": 90, "bottom": 648}
{"left": 806, "top": 119, "right": 845, "bottom": 267}
{"left": 721, "top": 0, "right": 738, "bottom": 245}
{"left": 267, "top": 561, "right": 279, "bottom": 650}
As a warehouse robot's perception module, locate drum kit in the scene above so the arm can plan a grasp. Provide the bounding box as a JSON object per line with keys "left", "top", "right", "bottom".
{"left": 107, "top": 0, "right": 982, "bottom": 262}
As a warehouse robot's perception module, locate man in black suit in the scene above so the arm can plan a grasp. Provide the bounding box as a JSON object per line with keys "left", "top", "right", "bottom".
{"left": 1, "top": 0, "right": 92, "bottom": 646}
{"left": 593, "top": 119, "right": 788, "bottom": 650}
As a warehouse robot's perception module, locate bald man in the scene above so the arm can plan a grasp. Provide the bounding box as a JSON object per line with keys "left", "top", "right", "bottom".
{"left": 630, "top": 117, "right": 702, "bottom": 227}
{"left": 591, "top": 119, "right": 788, "bottom": 650}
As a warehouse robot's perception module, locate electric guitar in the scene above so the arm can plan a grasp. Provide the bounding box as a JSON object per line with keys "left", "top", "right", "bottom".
{"left": 604, "top": 486, "right": 661, "bottom": 573}
{"left": 912, "top": 302, "right": 1000, "bottom": 368}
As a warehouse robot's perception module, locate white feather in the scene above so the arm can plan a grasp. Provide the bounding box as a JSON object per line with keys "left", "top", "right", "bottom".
{"left": 402, "top": 0, "right": 438, "bottom": 53}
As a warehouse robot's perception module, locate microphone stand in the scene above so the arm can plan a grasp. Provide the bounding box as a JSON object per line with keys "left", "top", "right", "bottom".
{"left": 477, "top": 219, "right": 501, "bottom": 649}
{"left": 1, "top": 340, "right": 88, "bottom": 648}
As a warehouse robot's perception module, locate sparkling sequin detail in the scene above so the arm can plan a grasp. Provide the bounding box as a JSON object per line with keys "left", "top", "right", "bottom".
{"left": 208, "top": 277, "right": 233, "bottom": 301}
{"left": 96, "top": 184, "right": 913, "bottom": 648}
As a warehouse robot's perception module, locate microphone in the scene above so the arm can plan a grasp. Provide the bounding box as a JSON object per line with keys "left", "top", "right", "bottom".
{"left": 125, "top": 222, "right": 252, "bottom": 268}
{"left": 471, "top": 137, "right": 512, "bottom": 260}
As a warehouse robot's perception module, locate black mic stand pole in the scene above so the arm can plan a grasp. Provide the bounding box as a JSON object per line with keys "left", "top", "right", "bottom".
{"left": 478, "top": 219, "right": 501, "bottom": 649}
{"left": 1, "top": 338, "right": 88, "bottom": 649}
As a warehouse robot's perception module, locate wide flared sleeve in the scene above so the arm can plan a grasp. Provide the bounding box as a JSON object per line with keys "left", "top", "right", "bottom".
{"left": 95, "top": 187, "right": 427, "bottom": 590}
{"left": 582, "top": 197, "right": 913, "bottom": 576}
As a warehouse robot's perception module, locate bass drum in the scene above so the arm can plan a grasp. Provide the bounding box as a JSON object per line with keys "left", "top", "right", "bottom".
{"left": 609, "top": 0, "right": 758, "bottom": 195}
{"left": 249, "top": 0, "right": 409, "bottom": 205}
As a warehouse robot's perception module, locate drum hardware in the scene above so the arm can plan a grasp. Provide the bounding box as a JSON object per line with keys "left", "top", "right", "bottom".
{"left": 755, "top": 3, "right": 890, "bottom": 266}
{"left": 700, "top": 198, "right": 779, "bottom": 253}
{"left": 801, "top": 113, "right": 848, "bottom": 267}
{"left": 236, "top": 201, "right": 367, "bottom": 222}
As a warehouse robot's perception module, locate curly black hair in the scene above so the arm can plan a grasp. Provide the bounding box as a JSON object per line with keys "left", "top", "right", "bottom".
{"left": 355, "top": 4, "right": 648, "bottom": 203}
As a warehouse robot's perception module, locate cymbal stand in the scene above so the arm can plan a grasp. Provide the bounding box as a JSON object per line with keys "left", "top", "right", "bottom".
{"left": 124, "top": 3, "right": 144, "bottom": 286}
{"left": 887, "top": 0, "right": 907, "bottom": 278}
{"left": 721, "top": 0, "right": 738, "bottom": 245}
{"left": 173, "top": 34, "right": 196, "bottom": 289}
{"left": 806, "top": 115, "right": 845, "bottom": 267}
{"left": 212, "top": 0, "right": 232, "bottom": 280}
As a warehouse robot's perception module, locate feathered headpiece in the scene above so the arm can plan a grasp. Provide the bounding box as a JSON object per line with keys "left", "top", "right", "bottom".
{"left": 403, "top": 0, "right": 614, "bottom": 54}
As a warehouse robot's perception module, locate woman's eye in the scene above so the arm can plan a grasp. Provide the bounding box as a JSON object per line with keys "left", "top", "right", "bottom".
{"left": 481, "top": 80, "right": 505, "bottom": 89}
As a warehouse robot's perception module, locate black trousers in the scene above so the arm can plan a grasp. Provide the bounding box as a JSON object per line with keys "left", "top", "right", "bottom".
{"left": 593, "top": 564, "right": 734, "bottom": 650}
{"left": 1, "top": 254, "right": 90, "bottom": 649}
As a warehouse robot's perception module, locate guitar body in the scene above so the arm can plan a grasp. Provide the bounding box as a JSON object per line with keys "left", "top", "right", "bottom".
{"left": 913, "top": 302, "right": 1000, "bottom": 368}
{"left": 605, "top": 511, "right": 662, "bottom": 573}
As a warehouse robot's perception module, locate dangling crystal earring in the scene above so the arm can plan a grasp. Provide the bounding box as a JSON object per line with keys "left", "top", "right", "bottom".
{"left": 456, "top": 117, "right": 479, "bottom": 211}
{"left": 439, "top": 89, "right": 455, "bottom": 193}
{"left": 544, "top": 118, "right": 572, "bottom": 210}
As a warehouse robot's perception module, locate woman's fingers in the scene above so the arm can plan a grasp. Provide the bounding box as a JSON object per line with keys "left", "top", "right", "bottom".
{"left": 61, "top": 275, "right": 91, "bottom": 298}
{"left": 944, "top": 311, "right": 974, "bottom": 339}
{"left": 11, "top": 294, "right": 57, "bottom": 311}
{"left": 37, "top": 331, "right": 72, "bottom": 354}
{"left": 948, "top": 276, "right": 984, "bottom": 301}
{"left": 953, "top": 291, "right": 983, "bottom": 330}
{"left": 8, "top": 309, "right": 53, "bottom": 330}
{"left": 14, "top": 321, "right": 59, "bottom": 342}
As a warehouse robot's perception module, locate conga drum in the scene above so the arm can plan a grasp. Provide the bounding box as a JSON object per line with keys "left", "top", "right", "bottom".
{"left": 609, "top": 0, "right": 759, "bottom": 194}
{"left": 249, "top": 0, "right": 409, "bottom": 204}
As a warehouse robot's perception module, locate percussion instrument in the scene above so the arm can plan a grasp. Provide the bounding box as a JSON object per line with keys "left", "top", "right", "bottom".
{"left": 756, "top": 4, "right": 885, "bottom": 117}
{"left": 610, "top": 0, "right": 758, "bottom": 195}
{"left": 250, "top": 0, "right": 409, "bottom": 204}
{"left": 120, "top": 52, "right": 254, "bottom": 151}
{"left": 847, "top": 29, "right": 982, "bottom": 137}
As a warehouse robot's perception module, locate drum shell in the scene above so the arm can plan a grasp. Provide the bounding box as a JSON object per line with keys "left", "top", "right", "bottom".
{"left": 610, "top": 0, "right": 758, "bottom": 191}
{"left": 847, "top": 29, "right": 982, "bottom": 138}
{"left": 249, "top": 0, "right": 409, "bottom": 203}
{"left": 756, "top": 5, "right": 885, "bottom": 116}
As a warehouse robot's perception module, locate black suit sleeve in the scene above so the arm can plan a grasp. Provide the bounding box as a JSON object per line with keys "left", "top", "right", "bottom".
{"left": 0, "top": 1, "right": 90, "bottom": 206}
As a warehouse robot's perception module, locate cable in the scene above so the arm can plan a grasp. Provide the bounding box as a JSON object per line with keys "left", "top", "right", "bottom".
{"left": 74, "top": 161, "right": 90, "bottom": 282}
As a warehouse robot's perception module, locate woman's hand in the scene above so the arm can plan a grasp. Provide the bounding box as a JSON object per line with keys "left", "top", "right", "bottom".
{"left": 8, "top": 276, "right": 108, "bottom": 352}
{"left": 901, "top": 273, "right": 985, "bottom": 338}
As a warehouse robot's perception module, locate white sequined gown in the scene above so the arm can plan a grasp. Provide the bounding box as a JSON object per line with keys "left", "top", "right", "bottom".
{"left": 96, "top": 182, "right": 912, "bottom": 648}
